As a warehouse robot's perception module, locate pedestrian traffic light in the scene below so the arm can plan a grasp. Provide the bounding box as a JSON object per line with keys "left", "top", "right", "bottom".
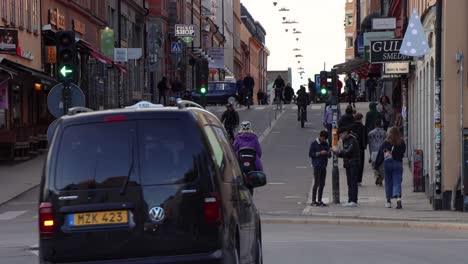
{"left": 320, "top": 71, "right": 328, "bottom": 96}
{"left": 56, "top": 31, "right": 76, "bottom": 81}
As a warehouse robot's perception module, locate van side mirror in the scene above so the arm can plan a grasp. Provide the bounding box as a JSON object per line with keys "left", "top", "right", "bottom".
{"left": 246, "top": 171, "right": 267, "bottom": 188}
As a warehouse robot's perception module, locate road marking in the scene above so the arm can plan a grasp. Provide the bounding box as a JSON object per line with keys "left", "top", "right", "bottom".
{"left": 291, "top": 106, "right": 298, "bottom": 110}
{"left": 268, "top": 182, "right": 285, "bottom": 185}
{"left": 258, "top": 106, "right": 285, "bottom": 143}
{"left": 255, "top": 106, "right": 266, "bottom": 110}
{"left": 272, "top": 132, "right": 281, "bottom": 134}
{"left": 29, "top": 250, "right": 39, "bottom": 256}
{"left": 285, "top": 196, "right": 306, "bottom": 199}
{"left": 295, "top": 166, "right": 308, "bottom": 169}
{"left": 0, "top": 210, "right": 27, "bottom": 220}
{"left": 310, "top": 105, "right": 322, "bottom": 110}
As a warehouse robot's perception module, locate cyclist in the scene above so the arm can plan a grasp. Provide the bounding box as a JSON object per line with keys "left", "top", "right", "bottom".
{"left": 273, "top": 75, "right": 285, "bottom": 105}
{"left": 221, "top": 103, "right": 239, "bottom": 141}
{"left": 233, "top": 121, "right": 264, "bottom": 171}
{"left": 296, "top": 85, "right": 309, "bottom": 122}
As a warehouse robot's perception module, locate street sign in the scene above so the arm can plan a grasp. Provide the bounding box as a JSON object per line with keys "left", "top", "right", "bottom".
{"left": 370, "top": 39, "right": 412, "bottom": 63}
{"left": 114, "top": 48, "right": 128, "bottom": 62}
{"left": 171, "top": 42, "right": 183, "bottom": 53}
{"left": 47, "top": 83, "right": 85, "bottom": 118}
{"left": 59, "top": 65, "right": 73, "bottom": 78}
{"left": 175, "top": 24, "right": 196, "bottom": 37}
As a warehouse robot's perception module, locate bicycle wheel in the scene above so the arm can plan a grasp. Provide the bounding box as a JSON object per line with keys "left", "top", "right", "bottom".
{"left": 300, "top": 107, "right": 305, "bottom": 128}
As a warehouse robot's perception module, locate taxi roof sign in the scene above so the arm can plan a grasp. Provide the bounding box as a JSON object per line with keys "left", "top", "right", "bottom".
{"left": 125, "top": 101, "right": 164, "bottom": 109}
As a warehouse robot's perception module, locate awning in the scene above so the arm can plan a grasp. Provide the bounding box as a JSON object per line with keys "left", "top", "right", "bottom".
{"left": 333, "top": 59, "right": 370, "bottom": 75}
{"left": 0, "top": 57, "right": 58, "bottom": 86}
{"left": 77, "top": 40, "right": 128, "bottom": 74}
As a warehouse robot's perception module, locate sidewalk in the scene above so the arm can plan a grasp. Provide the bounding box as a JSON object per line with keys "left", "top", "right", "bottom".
{"left": 302, "top": 102, "right": 468, "bottom": 223}
{"left": 0, "top": 155, "right": 44, "bottom": 205}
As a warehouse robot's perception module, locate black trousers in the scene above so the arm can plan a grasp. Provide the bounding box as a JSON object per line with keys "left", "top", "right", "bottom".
{"left": 159, "top": 93, "right": 166, "bottom": 105}
{"left": 312, "top": 167, "right": 327, "bottom": 202}
{"left": 357, "top": 149, "right": 365, "bottom": 183}
{"left": 348, "top": 91, "right": 356, "bottom": 106}
{"left": 345, "top": 164, "right": 359, "bottom": 203}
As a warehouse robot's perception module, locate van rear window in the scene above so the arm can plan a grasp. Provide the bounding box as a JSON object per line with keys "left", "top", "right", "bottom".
{"left": 55, "top": 119, "right": 208, "bottom": 190}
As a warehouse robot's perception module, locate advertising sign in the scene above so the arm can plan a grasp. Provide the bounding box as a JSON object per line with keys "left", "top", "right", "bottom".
{"left": 114, "top": 48, "right": 128, "bottom": 62}
{"left": 0, "top": 30, "right": 18, "bottom": 55}
{"left": 101, "top": 28, "right": 115, "bottom": 59}
{"left": 372, "top": 18, "right": 397, "bottom": 30}
{"left": 208, "top": 48, "right": 224, "bottom": 69}
{"left": 370, "top": 39, "right": 412, "bottom": 63}
{"left": 175, "top": 24, "right": 196, "bottom": 37}
{"left": 384, "top": 62, "right": 410, "bottom": 74}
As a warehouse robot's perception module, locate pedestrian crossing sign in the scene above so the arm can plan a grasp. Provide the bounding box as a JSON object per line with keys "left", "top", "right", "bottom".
{"left": 171, "top": 42, "right": 183, "bottom": 54}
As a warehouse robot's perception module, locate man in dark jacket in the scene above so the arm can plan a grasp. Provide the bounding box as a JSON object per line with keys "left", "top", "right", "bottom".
{"left": 334, "top": 127, "right": 361, "bottom": 207}
{"left": 296, "top": 86, "right": 309, "bottom": 121}
{"left": 243, "top": 74, "right": 255, "bottom": 104}
{"left": 346, "top": 73, "right": 357, "bottom": 108}
{"left": 221, "top": 103, "right": 240, "bottom": 141}
{"left": 157, "top": 77, "right": 168, "bottom": 105}
{"left": 351, "top": 113, "right": 367, "bottom": 186}
{"left": 309, "top": 130, "right": 331, "bottom": 206}
{"left": 338, "top": 105, "right": 355, "bottom": 129}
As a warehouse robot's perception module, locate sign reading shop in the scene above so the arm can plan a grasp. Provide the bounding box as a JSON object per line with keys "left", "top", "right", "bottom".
{"left": 370, "top": 39, "right": 412, "bottom": 63}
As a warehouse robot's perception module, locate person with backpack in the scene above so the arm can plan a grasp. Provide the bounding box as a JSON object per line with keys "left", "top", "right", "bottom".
{"left": 368, "top": 118, "right": 387, "bottom": 186}
{"left": 309, "top": 130, "right": 332, "bottom": 206}
{"left": 374, "top": 126, "right": 406, "bottom": 209}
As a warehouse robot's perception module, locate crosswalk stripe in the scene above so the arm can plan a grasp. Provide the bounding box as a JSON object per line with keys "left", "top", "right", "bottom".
{"left": 310, "top": 105, "right": 322, "bottom": 110}
{"left": 0, "top": 210, "right": 27, "bottom": 220}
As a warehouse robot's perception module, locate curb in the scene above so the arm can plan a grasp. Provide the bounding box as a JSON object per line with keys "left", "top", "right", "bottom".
{"left": 261, "top": 216, "right": 468, "bottom": 231}
{"left": 0, "top": 184, "right": 40, "bottom": 207}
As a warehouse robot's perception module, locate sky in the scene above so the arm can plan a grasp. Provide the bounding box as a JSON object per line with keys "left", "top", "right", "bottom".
{"left": 240, "top": 0, "right": 346, "bottom": 88}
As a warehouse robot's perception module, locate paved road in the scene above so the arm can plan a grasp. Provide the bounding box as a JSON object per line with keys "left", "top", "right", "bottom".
{"left": 263, "top": 223, "right": 468, "bottom": 264}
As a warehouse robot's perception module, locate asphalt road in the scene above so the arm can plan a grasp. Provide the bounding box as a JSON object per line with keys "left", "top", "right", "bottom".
{"left": 2, "top": 104, "right": 468, "bottom": 263}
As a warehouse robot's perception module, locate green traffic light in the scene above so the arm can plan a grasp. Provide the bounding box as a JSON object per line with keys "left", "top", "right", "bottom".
{"left": 320, "top": 88, "right": 327, "bottom": 95}
{"left": 59, "top": 65, "right": 73, "bottom": 78}
{"left": 200, "top": 87, "right": 207, "bottom": 94}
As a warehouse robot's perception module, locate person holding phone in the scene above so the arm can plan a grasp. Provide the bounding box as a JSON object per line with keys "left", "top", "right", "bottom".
{"left": 374, "top": 126, "right": 406, "bottom": 209}
{"left": 309, "top": 130, "right": 332, "bottom": 206}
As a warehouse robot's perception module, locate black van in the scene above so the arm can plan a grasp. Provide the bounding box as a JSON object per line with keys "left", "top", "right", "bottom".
{"left": 39, "top": 101, "right": 266, "bottom": 264}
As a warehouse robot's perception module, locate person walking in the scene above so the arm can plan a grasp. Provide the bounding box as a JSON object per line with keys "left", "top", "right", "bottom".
{"left": 368, "top": 118, "right": 387, "bottom": 186}
{"left": 377, "top": 95, "right": 393, "bottom": 131}
{"left": 334, "top": 127, "right": 361, "bottom": 207}
{"left": 157, "top": 77, "right": 169, "bottom": 105}
{"left": 374, "top": 127, "right": 406, "bottom": 209}
{"left": 366, "top": 77, "right": 377, "bottom": 102}
{"left": 338, "top": 105, "right": 355, "bottom": 129}
{"left": 351, "top": 113, "right": 367, "bottom": 186}
{"left": 365, "top": 102, "right": 380, "bottom": 136}
{"left": 309, "top": 130, "right": 332, "bottom": 206}
{"left": 346, "top": 73, "right": 357, "bottom": 108}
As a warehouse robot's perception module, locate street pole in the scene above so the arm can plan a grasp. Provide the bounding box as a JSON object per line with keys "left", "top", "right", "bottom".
{"left": 62, "top": 80, "right": 72, "bottom": 116}
{"left": 457, "top": 51, "right": 466, "bottom": 210}
{"left": 331, "top": 69, "right": 340, "bottom": 204}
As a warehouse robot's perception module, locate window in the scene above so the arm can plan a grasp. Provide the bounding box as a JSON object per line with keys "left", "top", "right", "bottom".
{"left": 204, "top": 126, "right": 224, "bottom": 169}
{"left": 346, "top": 14, "right": 353, "bottom": 26}
{"left": 26, "top": 0, "right": 32, "bottom": 31}
{"left": 121, "top": 16, "right": 128, "bottom": 40}
{"left": 1, "top": 0, "right": 7, "bottom": 21}
{"left": 137, "top": 119, "right": 207, "bottom": 185}
{"left": 55, "top": 122, "right": 136, "bottom": 191}
{"left": 19, "top": 0, "right": 24, "bottom": 28}
{"left": 346, "top": 37, "right": 354, "bottom": 48}
{"left": 10, "top": 0, "right": 16, "bottom": 25}
{"left": 108, "top": 7, "right": 115, "bottom": 28}
{"left": 33, "top": 0, "right": 38, "bottom": 32}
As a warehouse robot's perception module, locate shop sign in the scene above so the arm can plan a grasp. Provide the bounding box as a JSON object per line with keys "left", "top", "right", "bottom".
{"left": 384, "top": 62, "right": 409, "bottom": 74}
{"left": 58, "top": 14, "right": 66, "bottom": 30}
{"left": 21, "top": 49, "right": 34, "bottom": 60}
{"left": 175, "top": 24, "right": 196, "bottom": 37}
{"left": 114, "top": 48, "right": 128, "bottom": 62}
{"left": 208, "top": 48, "right": 224, "bottom": 69}
{"left": 370, "top": 39, "right": 412, "bottom": 63}
{"left": 49, "top": 9, "right": 65, "bottom": 30}
{"left": 73, "top": 19, "right": 85, "bottom": 35}
{"left": 46, "top": 46, "right": 57, "bottom": 64}
{"left": 0, "top": 80, "right": 8, "bottom": 110}
{"left": 372, "top": 18, "right": 396, "bottom": 30}
{"left": 0, "top": 29, "right": 18, "bottom": 55}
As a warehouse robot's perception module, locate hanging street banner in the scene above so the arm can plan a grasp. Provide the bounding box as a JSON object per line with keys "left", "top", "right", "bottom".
{"left": 101, "top": 28, "right": 115, "bottom": 59}
{"left": 0, "top": 29, "right": 18, "bottom": 55}
{"left": 400, "top": 9, "right": 431, "bottom": 57}
{"left": 370, "top": 39, "right": 412, "bottom": 63}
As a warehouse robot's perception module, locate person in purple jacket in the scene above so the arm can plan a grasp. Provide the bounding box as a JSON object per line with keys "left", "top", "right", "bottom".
{"left": 232, "top": 121, "right": 263, "bottom": 171}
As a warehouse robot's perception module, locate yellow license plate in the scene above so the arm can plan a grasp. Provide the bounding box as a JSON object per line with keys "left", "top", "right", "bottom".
{"left": 72, "top": 210, "right": 128, "bottom": 226}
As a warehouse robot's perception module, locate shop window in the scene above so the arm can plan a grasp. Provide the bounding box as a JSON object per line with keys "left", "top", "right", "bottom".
{"left": 26, "top": 0, "right": 32, "bottom": 32}
{"left": 1, "top": 0, "right": 7, "bottom": 21}
{"left": 346, "top": 37, "right": 354, "bottom": 48}
{"left": 346, "top": 14, "right": 353, "bottom": 26}
{"left": 10, "top": 0, "right": 16, "bottom": 25}
{"left": 19, "top": 0, "right": 24, "bottom": 28}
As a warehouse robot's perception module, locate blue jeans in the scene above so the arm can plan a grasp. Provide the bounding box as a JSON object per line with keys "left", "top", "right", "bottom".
{"left": 384, "top": 159, "right": 403, "bottom": 200}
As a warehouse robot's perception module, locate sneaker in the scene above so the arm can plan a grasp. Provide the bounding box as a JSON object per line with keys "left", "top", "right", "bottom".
{"left": 396, "top": 199, "right": 402, "bottom": 209}
{"left": 342, "top": 202, "right": 358, "bottom": 207}
{"left": 311, "top": 201, "right": 319, "bottom": 207}
{"left": 318, "top": 201, "right": 328, "bottom": 207}
{"left": 385, "top": 202, "right": 391, "bottom": 208}
{"left": 358, "top": 183, "right": 363, "bottom": 187}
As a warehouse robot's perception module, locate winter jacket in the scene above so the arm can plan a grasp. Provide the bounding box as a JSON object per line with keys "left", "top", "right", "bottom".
{"left": 243, "top": 76, "right": 255, "bottom": 89}
{"left": 221, "top": 110, "right": 239, "bottom": 128}
{"left": 338, "top": 113, "right": 355, "bottom": 129}
{"left": 296, "top": 89, "right": 309, "bottom": 106}
{"left": 337, "top": 133, "right": 360, "bottom": 168}
{"left": 351, "top": 121, "right": 367, "bottom": 150}
{"left": 374, "top": 141, "right": 406, "bottom": 170}
{"left": 365, "top": 102, "right": 380, "bottom": 134}
{"left": 368, "top": 127, "right": 387, "bottom": 162}
{"left": 273, "top": 78, "right": 285, "bottom": 89}
{"left": 233, "top": 132, "right": 263, "bottom": 171}
{"left": 377, "top": 102, "right": 393, "bottom": 125}
{"left": 309, "top": 138, "right": 331, "bottom": 169}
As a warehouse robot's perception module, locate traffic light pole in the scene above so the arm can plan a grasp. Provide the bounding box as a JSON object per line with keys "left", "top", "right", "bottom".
{"left": 330, "top": 69, "right": 340, "bottom": 204}
{"left": 62, "top": 80, "right": 72, "bottom": 116}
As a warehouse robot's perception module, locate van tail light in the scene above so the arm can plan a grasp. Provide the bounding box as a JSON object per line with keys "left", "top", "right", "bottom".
{"left": 39, "top": 202, "right": 55, "bottom": 238}
{"left": 104, "top": 115, "right": 127, "bottom": 122}
{"left": 204, "top": 193, "right": 221, "bottom": 225}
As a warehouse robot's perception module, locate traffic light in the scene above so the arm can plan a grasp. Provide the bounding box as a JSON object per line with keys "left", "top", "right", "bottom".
{"left": 56, "top": 31, "right": 76, "bottom": 81}
{"left": 199, "top": 78, "right": 207, "bottom": 95}
{"left": 196, "top": 59, "right": 209, "bottom": 96}
{"left": 320, "top": 71, "right": 328, "bottom": 95}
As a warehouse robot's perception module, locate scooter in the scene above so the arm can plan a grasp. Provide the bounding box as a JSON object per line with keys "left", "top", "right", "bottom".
{"left": 237, "top": 148, "right": 257, "bottom": 195}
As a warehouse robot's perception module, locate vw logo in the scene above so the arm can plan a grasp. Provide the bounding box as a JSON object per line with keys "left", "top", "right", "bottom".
{"left": 149, "top": 207, "right": 165, "bottom": 223}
